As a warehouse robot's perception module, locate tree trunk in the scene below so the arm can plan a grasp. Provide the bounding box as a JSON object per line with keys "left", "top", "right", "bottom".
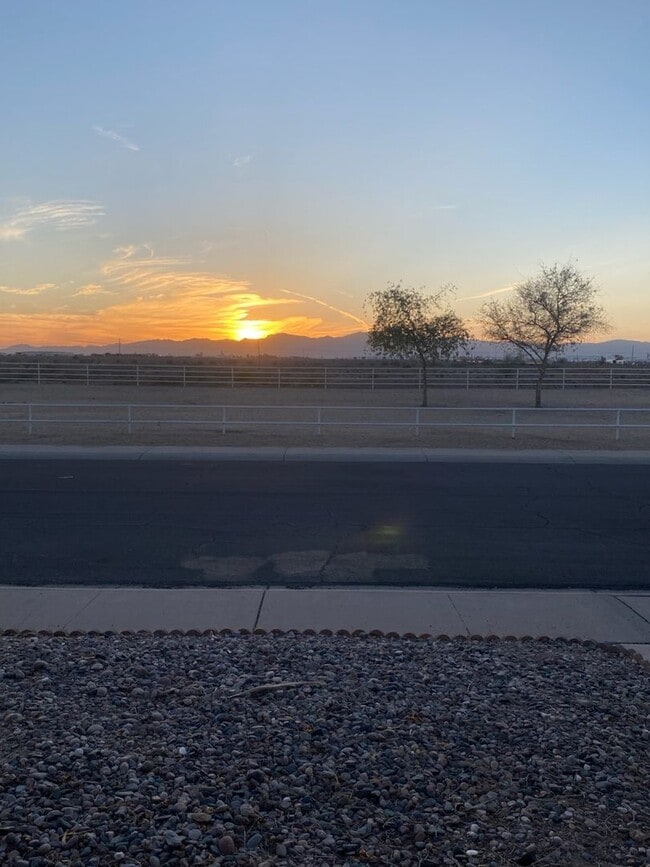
{"left": 420, "top": 359, "right": 428, "bottom": 407}
{"left": 535, "top": 363, "right": 547, "bottom": 408}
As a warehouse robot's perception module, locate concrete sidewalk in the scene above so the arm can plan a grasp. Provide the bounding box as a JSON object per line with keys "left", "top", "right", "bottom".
{"left": 1, "top": 586, "right": 649, "bottom": 660}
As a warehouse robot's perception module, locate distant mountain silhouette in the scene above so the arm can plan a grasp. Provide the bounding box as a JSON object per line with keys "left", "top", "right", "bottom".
{"left": 1, "top": 333, "right": 649, "bottom": 360}
{"left": 1, "top": 333, "right": 370, "bottom": 358}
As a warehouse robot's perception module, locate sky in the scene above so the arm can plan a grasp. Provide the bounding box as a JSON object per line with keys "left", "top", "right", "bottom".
{"left": 1, "top": 0, "right": 648, "bottom": 347}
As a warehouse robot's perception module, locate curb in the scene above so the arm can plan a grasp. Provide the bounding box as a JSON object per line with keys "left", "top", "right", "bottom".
{"left": 3, "top": 446, "right": 650, "bottom": 463}
{"left": 2, "top": 629, "right": 648, "bottom": 672}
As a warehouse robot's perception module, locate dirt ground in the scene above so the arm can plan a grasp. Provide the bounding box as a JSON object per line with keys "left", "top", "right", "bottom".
{"left": 1, "top": 383, "right": 649, "bottom": 449}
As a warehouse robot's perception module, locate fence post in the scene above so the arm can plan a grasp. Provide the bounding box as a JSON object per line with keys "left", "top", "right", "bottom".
{"left": 86, "top": 364, "right": 90, "bottom": 386}
{"left": 37, "top": 363, "right": 41, "bottom": 386}
{"left": 371, "top": 369, "right": 375, "bottom": 390}
{"left": 466, "top": 368, "right": 470, "bottom": 390}
{"left": 277, "top": 368, "right": 281, "bottom": 389}
{"left": 183, "top": 367, "right": 187, "bottom": 388}
{"left": 127, "top": 405, "right": 132, "bottom": 434}
{"left": 609, "top": 368, "right": 613, "bottom": 389}
{"left": 317, "top": 407, "right": 322, "bottom": 435}
{"left": 515, "top": 368, "right": 520, "bottom": 390}
{"left": 324, "top": 368, "right": 328, "bottom": 390}
{"left": 28, "top": 404, "right": 33, "bottom": 435}
{"left": 136, "top": 365, "right": 140, "bottom": 387}
{"left": 231, "top": 368, "right": 235, "bottom": 389}
{"left": 222, "top": 406, "right": 226, "bottom": 436}
{"left": 615, "top": 409, "right": 621, "bottom": 442}
{"left": 511, "top": 408, "right": 516, "bottom": 439}
{"left": 415, "top": 407, "right": 420, "bottom": 436}
{"left": 562, "top": 367, "right": 566, "bottom": 389}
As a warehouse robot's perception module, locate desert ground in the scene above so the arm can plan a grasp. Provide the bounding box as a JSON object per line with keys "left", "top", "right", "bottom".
{"left": 0, "top": 383, "right": 649, "bottom": 449}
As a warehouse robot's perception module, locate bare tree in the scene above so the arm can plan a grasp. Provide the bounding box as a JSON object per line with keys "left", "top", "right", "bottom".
{"left": 480, "top": 263, "right": 609, "bottom": 407}
{"left": 366, "top": 283, "right": 469, "bottom": 407}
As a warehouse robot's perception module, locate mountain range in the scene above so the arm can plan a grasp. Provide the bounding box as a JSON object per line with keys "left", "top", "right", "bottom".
{"left": 1, "top": 333, "right": 649, "bottom": 361}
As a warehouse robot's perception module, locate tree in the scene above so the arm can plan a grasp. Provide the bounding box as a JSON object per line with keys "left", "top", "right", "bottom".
{"left": 479, "top": 262, "right": 609, "bottom": 407}
{"left": 366, "top": 283, "right": 469, "bottom": 407}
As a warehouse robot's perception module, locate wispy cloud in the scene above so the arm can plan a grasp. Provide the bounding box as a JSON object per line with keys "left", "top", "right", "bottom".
{"left": 88, "top": 245, "right": 314, "bottom": 341}
{"left": 72, "top": 284, "right": 115, "bottom": 297}
{"left": 0, "top": 283, "right": 55, "bottom": 296}
{"left": 233, "top": 154, "right": 252, "bottom": 168}
{"left": 92, "top": 125, "right": 140, "bottom": 151}
{"left": 280, "top": 289, "right": 369, "bottom": 329}
{"left": 0, "top": 200, "right": 105, "bottom": 241}
{"left": 458, "top": 285, "right": 514, "bottom": 302}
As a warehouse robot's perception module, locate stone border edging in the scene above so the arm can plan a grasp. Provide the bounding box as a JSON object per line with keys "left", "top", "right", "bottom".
{"left": 1, "top": 629, "right": 648, "bottom": 672}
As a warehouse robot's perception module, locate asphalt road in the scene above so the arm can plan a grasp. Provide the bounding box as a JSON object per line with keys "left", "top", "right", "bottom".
{"left": 1, "top": 460, "right": 649, "bottom": 589}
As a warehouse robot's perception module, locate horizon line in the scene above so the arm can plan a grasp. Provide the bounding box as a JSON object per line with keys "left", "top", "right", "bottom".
{"left": 0, "top": 334, "right": 645, "bottom": 352}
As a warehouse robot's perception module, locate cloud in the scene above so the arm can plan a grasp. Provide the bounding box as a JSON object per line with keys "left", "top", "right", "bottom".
{"left": 233, "top": 154, "right": 252, "bottom": 168}
{"left": 72, "top": 284, "right": 115, "bottom": 297}
{"left": 432, "top": 204, "right": 457, "bottom": 210}
{"left": 280, "top": 289, "right": 369, "bottom": 330}
{"left": 458, "top": 285, "right": 514, "bottom": 301}
{"left": 0, "top": 283, "right": 55, "bottom": 296}
{"left": 0, "top": 225, "right": 25, "bottom": 241}
{"left": 92, "top": 125, "right": 140, "bottom": 151}
{"left": 0, "top": 200, "right": 105, "bottom": 241}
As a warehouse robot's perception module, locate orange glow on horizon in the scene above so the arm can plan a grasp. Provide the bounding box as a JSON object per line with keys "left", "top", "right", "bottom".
{"left": 0, "top": 247, "right": 367, "bottom": 346}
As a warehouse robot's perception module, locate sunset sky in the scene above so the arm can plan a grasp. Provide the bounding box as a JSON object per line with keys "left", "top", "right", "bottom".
{"left": 1, "top": 0, "right": 648, "bottom": 347}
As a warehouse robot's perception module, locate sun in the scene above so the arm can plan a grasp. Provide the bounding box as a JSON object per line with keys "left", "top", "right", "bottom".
{"left": 234, "top": 321, "right": 269, "bottom": 341}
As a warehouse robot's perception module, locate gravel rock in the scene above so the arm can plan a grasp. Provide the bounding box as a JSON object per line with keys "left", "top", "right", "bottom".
{"left": 217, "top": 834, "right": 236, "bottom": 855}
{"left": 0, "top": 633, "right": 648, "bottom": 866}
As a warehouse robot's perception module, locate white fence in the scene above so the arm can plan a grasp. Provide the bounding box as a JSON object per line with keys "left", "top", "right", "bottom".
{"left": 2, "top": 403, "right": 650, "bottom": 441}
{"left": 1, "top": 361, "right": 650, "bottom": 389}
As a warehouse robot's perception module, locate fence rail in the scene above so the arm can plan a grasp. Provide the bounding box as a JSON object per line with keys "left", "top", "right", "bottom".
{"left": 0, "top": 361, "right": 649, "bottom": 389}
{"left": 2, "top": 403, "right": 650, "bottom": 441}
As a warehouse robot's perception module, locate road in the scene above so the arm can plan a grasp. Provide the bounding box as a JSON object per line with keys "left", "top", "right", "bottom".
{"left": 1, "top": 459, "right": 649, "bottom": 589}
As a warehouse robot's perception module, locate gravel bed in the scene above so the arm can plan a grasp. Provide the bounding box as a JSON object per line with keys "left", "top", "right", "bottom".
{"left": 1, "top": 634, "right": 648, "bottom": 866}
